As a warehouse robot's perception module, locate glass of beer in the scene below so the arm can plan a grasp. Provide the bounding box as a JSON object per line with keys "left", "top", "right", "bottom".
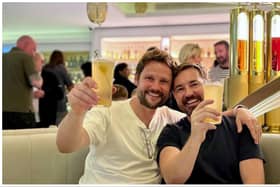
{"left": 203, "top": 80, "right": 224, "bottom": 124}
{"left": 92, "top": 58, "right": 115, "bottom": 107}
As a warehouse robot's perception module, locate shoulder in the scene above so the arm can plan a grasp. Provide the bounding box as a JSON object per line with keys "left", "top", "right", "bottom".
{"left": 221, "top": 115, "right": 238, "bottom": 133}
{"left": 221, "top": 115, "right": 253, "bottom": 138}
{"left": 7, "top": 48, "right": 33, "bottom": 61}
{"left": 157, "top": 118, "right": 189, "bottom": 157}
{"left": 109, "top": 99, "right": 132, "bottom": 115}
{"left": 160, "top": 106, "right": 186, "bottom": 117}
{"left": 161, "top": 117, "right": 189, "bottom": 135}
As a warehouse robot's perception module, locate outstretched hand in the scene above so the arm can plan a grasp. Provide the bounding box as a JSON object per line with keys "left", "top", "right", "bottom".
{"left": 67, "top": 77, "right": 99, "bottom": 115}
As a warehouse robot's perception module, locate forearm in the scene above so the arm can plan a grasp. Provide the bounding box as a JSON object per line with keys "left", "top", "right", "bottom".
{"left": 56, "top": 110, "right": 89, "bottom": 153}
{"left": 240, "top": 159, "right": 265, "bottom": 184}
{"left": 161, "top": 137, "right": 201, "bottom": 184}
{"left": 29, "top": 73, "right": 43, "bottom": 88}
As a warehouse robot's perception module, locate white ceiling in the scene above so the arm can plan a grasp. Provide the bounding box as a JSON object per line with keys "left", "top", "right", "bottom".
{"left": 3, "top": 2, "right": 260, "bottom": 44}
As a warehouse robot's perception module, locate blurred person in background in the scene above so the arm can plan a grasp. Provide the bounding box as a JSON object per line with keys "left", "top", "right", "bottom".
{"left": 178, "top": 43, "right": 202, "bottom": 65}
{"left": 80, "top": 61, "right": 92, "bottom": 78}
{"left": 3, "top": 35, "right": 42, "bottom": 129}
{"left": 113, "top": 62, "right": 136, "bottom": 98}
{"left": 178, "top": 43, "right": 207, "bottom": 78}
{"left": 32, "top": 52, "right": 45, "bottom": 126}
{"left": 112, "top": 84, "right": 129, "bottom": 101}
{"left": 39, "top": 65, "right": 64, "bottom": 128}
{"left": 208, "top": 40, "right": 230, "bottom": 82}
{"left": 40, "top": 50, "right": 74, "bottom": 126}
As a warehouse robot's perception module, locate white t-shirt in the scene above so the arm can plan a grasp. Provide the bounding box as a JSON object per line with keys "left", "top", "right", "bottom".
{"left": 80, "top": 99, "right": 185, "bottom": 184}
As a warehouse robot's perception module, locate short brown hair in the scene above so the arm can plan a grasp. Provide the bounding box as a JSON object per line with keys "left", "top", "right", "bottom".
{"left": 214, "top": 40, "right": 229, "bottom": 49}
{"left": 173, "top": 63, "right": 205, "bottom": 89}
{"left": 135, "top": 47, "right": 177, "bottom": 78}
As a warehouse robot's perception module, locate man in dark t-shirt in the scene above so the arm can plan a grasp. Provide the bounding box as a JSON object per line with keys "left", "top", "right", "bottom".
{"left": 157, "top": 63, "right": 265, "bottom": 184}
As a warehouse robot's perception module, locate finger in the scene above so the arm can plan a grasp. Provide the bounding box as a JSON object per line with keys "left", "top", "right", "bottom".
{"left": 235, "top": 117, "right": 242, "bottom": 133}
{"left": 195, "top": 100, "right": 214, "bottom": 111}
{"left": 83, "top": 77, "right": 97, "bottom": 89}
{"left": 71, "top": 85, "right": 99, "bottom": 106}
{"left": 255, "top": 123, "right": 262, "bottom": 144}
{"left": 67, "top": 92, "right": 95, "bottom": 110}
{"left": 70, "top": 90, "right": 98, "bottom": 107}
{"left": 258, "top": 124, "right": 263, "bottom": 144}
{"left": 194, "top": 109, "right": 220, "bottom": 123}
{"left": 207, "top": 124, "right": 217, "bottom": 130}
{"left": 76, "top": 83, "right": 98, "bottom": 101}
{"left": 191, "top": 104, "right": 221, "bottom": 119}
{"left": 247, "top": 119, "right": 258, "bottom": 144}
{"left": 203, "top": 107, "right": 221, "bottom": 116}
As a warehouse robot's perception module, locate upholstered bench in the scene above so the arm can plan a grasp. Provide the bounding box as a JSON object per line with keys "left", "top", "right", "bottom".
{"left": 2, "top": 128, "right": 280, "bottom": 184}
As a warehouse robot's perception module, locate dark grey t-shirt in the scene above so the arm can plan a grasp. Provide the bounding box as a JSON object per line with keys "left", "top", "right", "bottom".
{"left": 157, "top": 116, "right": 264, "bottom": 184}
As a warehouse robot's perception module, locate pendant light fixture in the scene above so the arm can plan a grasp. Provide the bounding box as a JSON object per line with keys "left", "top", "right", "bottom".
{"left": 87, "top": 2, "right": 108, "bottom": 25}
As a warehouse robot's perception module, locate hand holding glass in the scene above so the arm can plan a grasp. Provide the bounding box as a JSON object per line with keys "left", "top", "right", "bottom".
{"left": 92, "top": 58, "right": 114, "bottom": 107}
{"left": 203, "top": 80, "right": 224, "bottom": 124}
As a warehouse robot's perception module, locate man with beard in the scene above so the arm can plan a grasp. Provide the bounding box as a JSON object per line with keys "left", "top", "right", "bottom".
{"left": 56, "top": 48, "right": 261, "bottom": 184}
{"left": 157, "top": 63, "right": 264, "bottom": 184}
{"left": 208, "top": 40, "right": 230, "bottom": 82}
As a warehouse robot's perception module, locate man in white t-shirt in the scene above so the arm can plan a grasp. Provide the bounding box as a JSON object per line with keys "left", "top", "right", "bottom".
{"left": 56, "top": 47, "right": 261, "bottom": 184}
{"left": 208, "top": 40, "right": 230, "bottom": 82}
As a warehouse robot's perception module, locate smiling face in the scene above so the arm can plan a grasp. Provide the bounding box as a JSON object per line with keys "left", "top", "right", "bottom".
{"left": 173, "top": 67, "right": 204, "bottom": 115}
{"left": 135, "top": 61, "right": 172, "bottom": 109}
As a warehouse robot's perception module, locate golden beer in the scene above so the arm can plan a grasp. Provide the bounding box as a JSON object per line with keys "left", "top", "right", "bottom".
{"left": 92, "top": 58, "right": 114, "bottom": 107}
{"left": 237, "top": 39, "right": 248, "bottom": 72}
{"left": 203, "top": 82, "right": 224, "bottom": 125}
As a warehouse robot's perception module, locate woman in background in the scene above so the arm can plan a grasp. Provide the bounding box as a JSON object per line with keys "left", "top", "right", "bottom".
{"left": 178, "top": 43, "right": 202, "bottom": 64}
{"left": 178, "top": 43, "right": 207, "bottom": 78}
{"left": 40, "top": 50, "right": 73, "bottom": 127}
{"left": 113, "top": 62, "right": 136, "bottom": 98}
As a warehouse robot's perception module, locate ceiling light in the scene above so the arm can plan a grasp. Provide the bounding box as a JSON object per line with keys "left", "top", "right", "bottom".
{"left": 134, "top": 3, "right": 148, "bottom": 14}
{"left": 87, "top": 3, "right": 108, "bottom": 25}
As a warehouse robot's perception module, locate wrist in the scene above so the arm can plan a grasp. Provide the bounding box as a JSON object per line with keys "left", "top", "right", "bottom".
{"left": 189, "top": 134, "right": 204, "bottom": 145}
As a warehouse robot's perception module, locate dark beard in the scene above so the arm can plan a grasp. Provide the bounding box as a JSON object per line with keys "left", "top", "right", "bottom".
{"left": 182, "top": 95, "right": 203, "bottom": 115}
{"left": 217, "top": 57, "right": 228, "bottom": 66}
{"left": 137, "top": 90, "right": 167, "bottom": 109}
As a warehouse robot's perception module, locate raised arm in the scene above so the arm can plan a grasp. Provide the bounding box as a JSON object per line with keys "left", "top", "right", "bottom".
{"left": 159, "top": 100, "right": 218, "bottom": 184}
{"left": 56, "top": 77, "right": 98, "bottom": 153}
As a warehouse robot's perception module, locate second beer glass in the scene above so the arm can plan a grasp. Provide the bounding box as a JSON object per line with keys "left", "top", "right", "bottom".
{"left": 203, "top": 80, "right": 224, "bottom": 125}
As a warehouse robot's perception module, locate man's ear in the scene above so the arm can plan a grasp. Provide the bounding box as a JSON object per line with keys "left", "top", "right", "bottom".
{"left": 134, "top": 74, "right": 139, "bottom": 86}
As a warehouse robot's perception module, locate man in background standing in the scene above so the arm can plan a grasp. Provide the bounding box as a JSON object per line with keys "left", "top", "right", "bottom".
{"left": 3, "top": 35, "right": 43, "bottom": 129}
{"left": 208, "top": 40, "right": 230, "bottom": 82}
